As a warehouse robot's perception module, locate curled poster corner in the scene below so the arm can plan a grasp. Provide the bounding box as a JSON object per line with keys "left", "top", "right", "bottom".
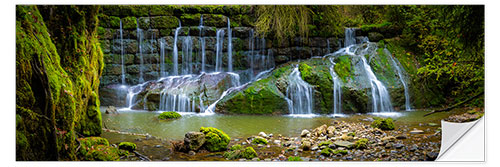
{"left": 436, "top": 117, "right": 484, "bottom": 161}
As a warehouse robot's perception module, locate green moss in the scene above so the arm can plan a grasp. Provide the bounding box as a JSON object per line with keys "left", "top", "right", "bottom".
{"left": 333, "top": 149, "right": 348, "bottom": 155}
{"left": 320, "top": 148, "right": 333, "bottom": 156}
{"left": 98, "top": 14, "right": 120, "bottom": 28}
{"left": 251, "top": 137, "right": 268, "bottom": 145}
{"left": 121, "top": 16, "right": 137, "bottom": 29}
{"left": 298, "top": 60, "right": 334, "bottom": 114}
{"left": 241, "top": 147, "right": 258, "bottom": 159}
{"left": 84, "top": 145, "right": 120, "bottom": 161}
{"left": 347, "top": 132, "right": 356, "bottom": 137}
{"left": 360, "top": 21, "right": 392, "bottom": 32}
{"left": 151, "top": 16, "right": 179, "bottom": 29}
{"left": 118, "top": 142, "right": 137, "bottom": 151}
{"left": 318, "top": 141, "right": 333, "bottom": 147}
{"left": 158, "top": 111, "right": 181, "bottom": 120}
{"left": 149, "top": 5, "right": 175, "bottom": 16}
{"left": 354, "top": 138, "right": 368, "bottom": 149}
{"left": 334, "top": 55, "right": 353, "bottom": 83}
{"left": 200, "top": 127, "right": 230, "bottom": 152}
{"left": 371, "top": 117, "right": 395, "bottom": 130}
{"left": 230, "top": 144, "right": 242, "bottom": 151}
{"left": 288, "top": 156, "right": 303, "bottom": 161}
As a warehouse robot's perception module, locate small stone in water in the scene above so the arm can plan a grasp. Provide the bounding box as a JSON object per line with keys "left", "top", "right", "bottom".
{"left": 188, "top": 151, "right": 196, "bottom": 156}
{"left": 394, "top": 143, "right": 405, "bottom": 149}
{"left": 259, "top": 132, "right": 267, "bottom": 138}
{"left": 301, "top": 129, "right": 310, "bottom": 137}
{"left": 410, "top": 129, "right": 424, "bottom": 134}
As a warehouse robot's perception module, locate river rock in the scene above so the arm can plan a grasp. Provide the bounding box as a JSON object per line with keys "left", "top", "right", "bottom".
{"left": 105, "top": 106, "right": 118, "bottom": 114}
{"left": 311, "top": 145, "right": 319, "bottom": 151}
{"left": 301, "top": 141, "right": 312, "bottom": 150}
{"left": 301, "top": 129, "right": 310, "bottom": 137}
{"left": 334, "top": 140, "right": 354, "bottom": 148}
{"left": 184, "top": 131, "right": 206, "bottom": 151}
{"left": 394, "top": 143, "right": 405, "bottom": 149}
{"left": 313, "top": 124, "right": 328, "bottom": 136}
{"left": 426, "top": 152, "right": 438, "bottom": 160}
{"left": 396, "top": 135, "right": 407, "bottom": 139}
{"left": 327, "top": 126, "right": 336, "bottom": 134}
{"left": 410, "top": 129, "right": 424, "bottom": 134}
{"left": 259, "top": 132, "right": 267, "bottom": 138}
{"left": 381, "top": 136, "right": 396, "bottom": 142}
{"left": 273, "top": 140, "right": 281, "bottom": 145}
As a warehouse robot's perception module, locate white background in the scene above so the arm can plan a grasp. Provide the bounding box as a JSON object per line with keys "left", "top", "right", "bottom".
{"left": 2, "top": 0, "right": 498, "bottom": 167}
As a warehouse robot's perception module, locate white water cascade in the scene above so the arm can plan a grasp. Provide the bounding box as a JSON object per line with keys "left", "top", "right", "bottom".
{"left": 172, "top": 24, "right": 181, "bottom": 75}
{"left": 182, "top": 36, "right": 193, "bottom": 75}
{"left": 227, "top": 18, "right": 233, "bottom": 72}
{"left": 329, "top": 58, "right": 343, "bottom": 116}
{"left": 136, "top": 19, "right": 145, "bottom": 83}
{"left": 119, "top": 19, "right": 126, "bottom": 85}
{"left": 160, "top": 39, "right": 167, "bottom": 77}
{"left": 385, "top": 48, "right": 411, "bottom": 111}
{"left": 286, "top": 65, "right": 314, "bottom": 115}
{"left": 344, "top": 28, "right": 357, "bottom": 47}
{"left": 199, "top": 16, "right": 206, "bottom": 73}
{"left": 215, "top": 29, "right": 225, "bottom": 72}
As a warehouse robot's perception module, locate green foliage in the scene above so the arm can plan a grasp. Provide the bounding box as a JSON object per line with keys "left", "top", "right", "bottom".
{"left": 200, "top": 127, "right": 230, "bottom": 152}
{"left": 118, "top": 142, "right": 137, "bottom": 151}
{"left": 158, "top": 111, "right": 181, "bottom": 120}
{"left": 255, "top": 5, "right": 312, "bottom": 43}
{"left": 371, "top": 117, "right": 395, "bottom": 130}
{"left": 251, "top": 137, "right": 268, "bottom": 145}
{"left": 288, "top": 156, "right": 303, "bottom": 161}
{"left": 354, "top": 138, "right": 368, "bottom": 149}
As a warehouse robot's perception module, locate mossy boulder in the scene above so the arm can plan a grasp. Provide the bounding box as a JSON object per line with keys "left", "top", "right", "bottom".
{"left": 298, "top": 61, "right": 334, "bottom": 114}
{"left": 333, "top": 149, "right": 348, "bottom": 155}
{"left": 118, "top": 142, "right": 137, "bottom": 151}
{"left": 223, "top": 146, "right": 257, "bottom": 160}
{"left": 158, "top": 111, "right": 181, "bottom": 120}
{"left": 288, "top": 156, "right": 303, "bottom": 161}
{"left": 320, "top": 148, "right": 334, "bottom": 156}
{"left": 354, "top": 138, "right": 369, "bottom": 149}
{"left": 371, "top": 117, "right": 395, "bottom": 130}
{"left": 200, "top": 127, "right": 230, "bottom": 152}
{"left": 78, "top": 137, "right": 120, "bottom": 161}
{"left": 251, "top": 137, "right": 268, "bottom": 145}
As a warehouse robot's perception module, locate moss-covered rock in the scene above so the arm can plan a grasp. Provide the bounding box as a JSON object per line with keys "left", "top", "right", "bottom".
{"left": 223, "top": 146, "right": 257, "bottom": 160}
{"left": 241, "top": 147, "right": 258, "bottom": 159}
{"left": 298, "top": 60, "right": 334, "bottom": 114}
{"left": 251, "top": 137, "right": 268, "bottom": 145}
{"left": 118, "top": 142, "right": 137, "bottom": 151}
{"left": 354, "top": 138, "right": 368, "bottom": 149}
{"left": 320, "top": 148, "right": 334, "bottom": 156}
{"left": 371, "top": 117, "right": 395, "bottom": 130}
{"left": 333, "top": 149, "right": 348, "bottom": 155}
{"left": 16, "top": 5, "right": 104, "bottom": 160}
{"left": 121, "top": 16, "right": 137, "bottom": 29}
{"left": 78, "top": 137, "right": 120, "bottom": 161}
{"left": 151, "top": 16, "right": 179, "bottom": 29}
{"left": 200, "top": 127, "right": 230, "bottom": 152}
{"left": 158, "top": 111, "right": 181, "bottom": 120}
{"left": 288, "top": 156, "right": 303, "bottom": 161}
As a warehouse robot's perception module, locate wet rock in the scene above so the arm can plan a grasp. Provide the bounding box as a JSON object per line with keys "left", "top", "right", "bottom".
{"left": 259, "top": 132, "right": 267, "bottom": 138}
{"left": 382, "top": 136, "right": 396, "bottom": 142}
{"left": 313, "top": 124, "right": 328, "bottom": 136}
{"left": 409, "top": 144, "right": 418, "bottom": 152}
{"left": 239, "top": 158, "right": 247, "bottom": 161}
{"left": 301, "top": 129, "right": 310, "bottom": 137}
{"left": 283, "top": 141, "right": 292, "bottom": 147}
{"left": 311, "top": 145, "right": 319, "bottom": 151}
{"left": 252, "top": 157, "right": 260, "bottom": 161}
{"left": 273, "top": 140, "right": 281, "bottom": 145}
{"left": 264, "top": 158, "right": 272, "bottom": 161}
{"left": 184, "top": 131, "right": 206, "bottom": 151}
{"left": 394, "top": 143, "right": 405, "bottom": 149}
{"left": 428, "top": 123, "right": 439, "bottom": 127}
{"left": 105, "top": 106, "right": 118, "bottom": 114}
{"left": 327, "top": 126, "right": 336, "bottom": 134}
{"left": 410, "top": 129, "right": 424, "bottom": 134}
{"left": 188, "top": 150, "right": 196, "bottom": 156}
{"left": 301, "top": 141, "right": 312, "bottom": 150}
{"left": 426, "top": 152, "right": 438, "bottom": 161}
{"left": 396, "top": 135, "right": 407, "bottom": 140}
{"left": 334, "top": 140, "right": 354, "bottom": 148}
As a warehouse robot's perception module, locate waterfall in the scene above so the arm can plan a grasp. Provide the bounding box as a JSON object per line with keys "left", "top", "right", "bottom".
{"left": 173, "top": 25, "right": 181, "bottom": 75}
{"left": 385, "top": 48, "right": 411, "bottom": 111}
{"left": 344, "top": 28, "right": 356, "bottom": 47}
{"left": 286, "top": 65, "right": 314, "bottom": 115}
{"left": 227, "top": 18, "right": 233, "bottom": 72}
{"left": 215, "top": 29, "right": 225, "bottom": 72}
{"left": 125, "top": 82, "right": 149, "bottom": 109}
{"left": 160, "top": 39, "right": 166, "bottom": 77}
{"left": 119, "top": 19, "right": 126, "bottom": 85}
{"left": 327, "top": 39, "right": 331, "bottom": 53}
{"left": 249, "top": 29, "right": 255, "bottom": 79}
{"left": 329, "top": 58, "right": 342, "bottom": 115}
{"left": 182, "top": 36, "right": 193, "bottom": 75}
{"left": 137, "top": 19, "right": 144, "bottom": 83}
{"left": 361, "top": 55, "right": 394, "bottom": 112}
{"left": 199, "top": 16, "right": 206, "bottom": 73}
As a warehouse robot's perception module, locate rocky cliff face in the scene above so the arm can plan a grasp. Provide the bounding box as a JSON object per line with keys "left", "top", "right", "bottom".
{"left": 16, "top": 5, "right": 104, "bottom": 160}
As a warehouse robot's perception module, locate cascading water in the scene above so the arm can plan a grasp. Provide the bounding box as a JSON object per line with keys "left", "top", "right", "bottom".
{"left": 173, "top": 24, "right": 181, "bottom": 75}
{"left": 329, "top": 58, "right": 343, "bottom": 116}
{"left": 385, "top": 48, "right": 411, "bottom": 111}
{"left": 119, "top": 19, "right": 126, "bottom": 85}
{"left": 215, "top": 29, "right": 225, "bottom": 72}
{"left": 227, "top": 18, "right": 233, "bottom": 72}
{"left": 199, "top": 16, "right": 206, "bottom": 73}
{"left": 286, "top": 65, "right": 314, "bottom": 116}
{"left": 327, "top": 39, "right": 331, "bottom": 53}
{"left": 182, "top": 36, "right": 193, "bottom": 75}
{"left": 344, "top": 28, "right": 356, "bottom": 47}
{"left": 160, "top": 39, "right": 167, "bottom": 77}
{"left": 248, "top": 29, "right": 255, "bottom": 80}
{"left": 137, "top": 19, "right": 145, "bottom": 83}
{"left": 361, "top": 55, "right": 394, "bottom": 112}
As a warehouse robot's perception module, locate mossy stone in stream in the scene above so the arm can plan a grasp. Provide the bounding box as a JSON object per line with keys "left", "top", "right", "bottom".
{"left": 118, "top": 142, "right": 137, "bottom": 151}
{"left": 333, "top": 149, "right": 348, "bottom": 155}
{"left": 78, "top": 137, "right": 120, "bottom": 161}
{"left": 241, "top": 147, "right": 258, "bottom": 159}
{"left": 223, "top": 146, "right": 257, "bottom": 160}
{"left": 158, "top": 111, "right": 181, "bottom": 120}
{"left": 354, "top": 138, "right": 368, "bottom": 149}
{"left": 320, "top": 148, "right": 334, "bottom": 156}
{"left": 371, "top": 117, "right": 395, "bottom": 130}
{"left": 251, "top": 137, "right": 268, "bottom": 145}
{"left": 200, "top": 127, "right": 230, "bottom": 152}
{"left": 288, "top": 156, "right": 303, "bottom": 161}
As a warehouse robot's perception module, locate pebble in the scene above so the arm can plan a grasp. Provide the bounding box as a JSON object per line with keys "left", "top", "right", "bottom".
{"left": 301, "top": 129, "right": 310, "bottom": 137}
{"left": 239, "top": 158, "right": 247, "bottom": 161}
{"left": 410, "top": 129, "right": 424, "bottom": 134}
{"left": 242, "top": 142, "right": 247, "bottom": 145}
{"left": 396, "top": 135, "right": 407, "bottom": 139}
{"left": 188, "top": 151, "right": 196, "bottom": 156}
{"left": 273, "top": 140, "right": 281, "bottom": 145}
{"left": 259, "top": 132, "right": 267, "bottom": 138}
{"left": 394, "top": 143, "right": 405, "bottom": 149}
{"left": 311, "top": 146, "right": 319, "bottom": 151}
{"left": 264, "top": 158, "right": 272, "bottom": 161}
{"left": 154, "top": 145, "right": 162, "bottom": 148}
{"left": 252, "top": 157, "right": 260, "bottom": 161}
